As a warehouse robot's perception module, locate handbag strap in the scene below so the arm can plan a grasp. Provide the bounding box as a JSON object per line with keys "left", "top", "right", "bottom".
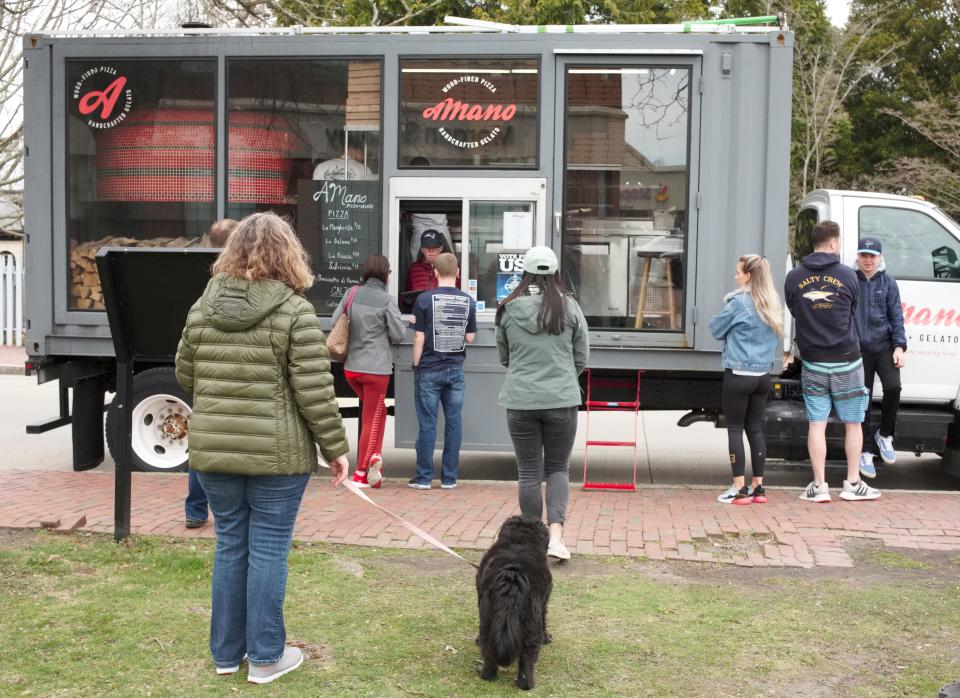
{"left": 344, "top": 285, "right": 359, "bottom": 317}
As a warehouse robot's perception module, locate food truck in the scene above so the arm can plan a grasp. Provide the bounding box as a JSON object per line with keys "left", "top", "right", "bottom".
{"left": 33, "top": 17, "right": 939, "bottom": 477}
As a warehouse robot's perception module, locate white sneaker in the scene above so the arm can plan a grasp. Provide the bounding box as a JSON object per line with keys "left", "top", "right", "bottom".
{"left": 247, "top": 647, "right": 304, "bottom": 685}
{"left": 547, "top": 538, "right": 571, "bottom": 561}
{"left": 367, "top": 455, "right": 383, "bottom": 488}
{"left": 839, "top": 479, "right": 882, "bottom": 501}
{"left": 799, "top": 481, "right": 831, "bottom": 503}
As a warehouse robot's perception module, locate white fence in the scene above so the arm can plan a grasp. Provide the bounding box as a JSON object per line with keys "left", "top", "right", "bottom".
{"left": 1, "top": 254, "right": 24, "bottom": 346}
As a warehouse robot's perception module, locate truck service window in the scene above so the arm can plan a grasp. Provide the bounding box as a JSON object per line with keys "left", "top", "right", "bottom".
{"left": 562, "top": 66, "right": 691, "bottom": 332}
{"left": 398, "top": 58, "right": 538, "bottom": 169}
{"left": 66, "top": 59, "right": 216, "bottom": 311}
{"left": 227, "top": 59, "right": 383, "bottom": 315}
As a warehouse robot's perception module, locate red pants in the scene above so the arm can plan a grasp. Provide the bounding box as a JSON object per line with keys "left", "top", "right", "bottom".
{"left": 344, "top": 371, "right": 390, "bottom": 471}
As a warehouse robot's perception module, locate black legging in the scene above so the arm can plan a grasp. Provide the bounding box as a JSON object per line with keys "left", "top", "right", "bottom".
{"left": 721, "top": 370, "right": 771, "bottom": 479}
{"left": 861, "top": 348, "right": 901, "bottom": 454}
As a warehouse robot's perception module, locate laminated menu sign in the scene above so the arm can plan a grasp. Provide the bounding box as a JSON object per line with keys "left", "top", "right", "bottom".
{"left": 298, "top": 180, "right": 380, "bottom": 314}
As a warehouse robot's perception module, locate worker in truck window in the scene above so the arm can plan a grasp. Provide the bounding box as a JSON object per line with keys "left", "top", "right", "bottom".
{"left": 405, "top": 229, "right": 447, "bottom": 294}
{"left": 175, "top": 212, "right": 350, "bottom": 684}
{"left": 409, "top": 252, "right": 476, "bottom": 490}
{"left": 185, "top": 217, "right": 238, "bottom": 529}
{"left": 495, "top": 246, "right": 589, "bottom": 561}
{"left": 709, "top": 254, "right": 782, "bottom": 506}
{"left": 784, "top": 220, "right": 881, "bottom": 503}
{"left": 853, "top": 236, "right": 907, "bottom": 478}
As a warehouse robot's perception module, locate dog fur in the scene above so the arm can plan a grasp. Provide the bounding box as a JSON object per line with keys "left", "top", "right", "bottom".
{"left": 476, "top": 515, "right": 553, "bottom": 690}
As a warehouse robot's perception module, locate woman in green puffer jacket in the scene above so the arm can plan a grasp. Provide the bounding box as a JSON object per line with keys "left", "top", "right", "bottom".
{"left": 175, "top": 212, "right": 349, "bottom": 684}
{"left": 496, "top": 246, "right": 589, "bottom": 562}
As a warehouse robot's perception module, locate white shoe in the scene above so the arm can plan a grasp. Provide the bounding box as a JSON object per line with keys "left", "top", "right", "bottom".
{"left": 367, "top": 455, "right": 383, "bottom": 488}
{"left": 799, "top": 481, "right": 831, "bottom": 503}
{"left": 217, "top": 653, "right": 247, "bottom": 674}
{"left": 547, "top": 538, "right": 571, "bottom": 561}
{"left": 839, "top": 479, "right": 881, "bottom": 501}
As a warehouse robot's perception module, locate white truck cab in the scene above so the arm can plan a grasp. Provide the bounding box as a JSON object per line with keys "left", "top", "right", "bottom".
{"left": 794, "top": 190, "right": 960, "bottom": 474}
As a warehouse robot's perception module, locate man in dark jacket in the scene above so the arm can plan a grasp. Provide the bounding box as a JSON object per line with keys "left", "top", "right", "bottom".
{"left": 854, "top": 236, "right": 907, "bottom": 478}
{"left": 784, "top": 220, "right": 880, "bottom": 502}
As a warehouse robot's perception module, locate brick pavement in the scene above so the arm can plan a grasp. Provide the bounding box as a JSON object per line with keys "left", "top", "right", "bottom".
{"left": 2, "top": 470, "right": 959, "bottom": 568}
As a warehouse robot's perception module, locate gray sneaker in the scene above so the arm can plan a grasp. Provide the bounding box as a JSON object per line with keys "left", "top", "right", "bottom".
{"left": 799, "top": 481, "right": 831, "bottom": 503}
{"left": 839, "top": 479, "right": 882, "bottom": 501}
{"left": 247, "top": 647, "right": 304, "bottom": 685}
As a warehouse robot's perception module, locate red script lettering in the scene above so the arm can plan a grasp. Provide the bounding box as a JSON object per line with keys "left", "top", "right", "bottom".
{"left": 78, "top": 76, "right": 127, "bottom": 120}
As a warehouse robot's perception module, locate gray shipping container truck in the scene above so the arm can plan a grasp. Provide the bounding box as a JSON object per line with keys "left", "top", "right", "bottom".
{"left": 23, "top": 18, "right": 801, "bottom": 476}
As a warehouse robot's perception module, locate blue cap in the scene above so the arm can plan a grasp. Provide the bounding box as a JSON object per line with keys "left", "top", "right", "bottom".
{"left": 419, "top": 229, "right": 444, "bottom": 248}
{"left": 857, "top": 237, "right": 882, "bottom": 255}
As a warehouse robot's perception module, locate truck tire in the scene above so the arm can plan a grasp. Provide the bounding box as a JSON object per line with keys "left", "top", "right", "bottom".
{"left": 106, "top": 367, "right": 191, "bottom": 473}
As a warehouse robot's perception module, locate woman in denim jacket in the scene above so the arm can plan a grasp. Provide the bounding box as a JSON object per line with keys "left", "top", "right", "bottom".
{"left": 709, "top": 255, "right": 783, "bottom": 505}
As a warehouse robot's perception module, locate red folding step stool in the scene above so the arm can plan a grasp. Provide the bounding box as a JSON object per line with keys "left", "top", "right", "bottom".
{"left": 582, "top": 369, "right": 643, "bottom": 492}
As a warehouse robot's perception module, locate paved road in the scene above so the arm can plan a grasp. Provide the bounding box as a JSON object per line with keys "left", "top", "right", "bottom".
{"left": 2, "top": 374, "right": 957, "bottom": 491}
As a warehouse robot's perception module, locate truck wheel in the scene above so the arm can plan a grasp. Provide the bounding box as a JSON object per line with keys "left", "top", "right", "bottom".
{"left": 106, "top": 367, "right": 191, "bottom": 473}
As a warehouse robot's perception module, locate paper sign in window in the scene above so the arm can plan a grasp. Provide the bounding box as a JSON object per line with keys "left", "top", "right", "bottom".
{"left": 502, "top": 211, "right": 533, "bottom": 249}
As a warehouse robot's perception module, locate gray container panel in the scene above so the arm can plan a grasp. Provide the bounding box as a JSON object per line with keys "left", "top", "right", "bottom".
{"left": 25, "top": 31, "right": 793, "bottom": 369}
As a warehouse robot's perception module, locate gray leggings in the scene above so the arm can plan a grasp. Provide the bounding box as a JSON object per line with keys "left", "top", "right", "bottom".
{"left": 506, "top": 406, "right": 579, "bottom": 526}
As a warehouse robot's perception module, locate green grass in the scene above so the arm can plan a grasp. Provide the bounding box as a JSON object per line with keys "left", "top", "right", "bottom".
{"left": 1, "top": 532, "right": 959, "bottom": 697}
{"left": 864, "top": 549, "right": 933, "bottom": 571}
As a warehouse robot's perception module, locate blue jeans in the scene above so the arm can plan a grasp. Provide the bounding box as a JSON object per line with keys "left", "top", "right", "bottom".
{"left": 196, "top": 472, "right": 310, "bottom": 668}
{"left": 413, "top": 365, "right": 465, "bottom": 486}
{"left": 185, "top": 468, "right": 209, "bottom": 522}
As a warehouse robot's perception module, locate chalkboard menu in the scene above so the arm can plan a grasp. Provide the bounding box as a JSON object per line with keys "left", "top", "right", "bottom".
{"left": 298, "top": 179, "right": 380, "bottom": 314}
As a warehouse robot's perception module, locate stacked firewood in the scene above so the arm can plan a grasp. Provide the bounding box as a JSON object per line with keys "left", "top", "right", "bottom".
{"left": 69, "top": 236, "right": 193, "bottom": 310}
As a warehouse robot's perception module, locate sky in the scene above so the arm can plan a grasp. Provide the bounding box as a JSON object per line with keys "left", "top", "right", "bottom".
{"left": 824, "top": 0, "right": 851, "bottom": 26}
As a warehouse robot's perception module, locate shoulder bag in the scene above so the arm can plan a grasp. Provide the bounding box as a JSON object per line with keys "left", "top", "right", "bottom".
{"left": 325, "top": 286, "right": 359, "bottom": 362}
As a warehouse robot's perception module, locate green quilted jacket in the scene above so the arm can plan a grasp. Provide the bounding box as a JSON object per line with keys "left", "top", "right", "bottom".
{"left": 175, "top": 273, "right": 349, "bottom": 475}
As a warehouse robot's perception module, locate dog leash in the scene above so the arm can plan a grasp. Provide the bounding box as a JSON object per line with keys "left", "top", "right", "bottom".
{"left": 317, "top": 461, "right": 479, "bottom": 570}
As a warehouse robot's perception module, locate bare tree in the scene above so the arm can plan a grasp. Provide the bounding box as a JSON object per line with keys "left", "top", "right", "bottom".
{"left": 791, "top": 4, "right": 900, "bottom": 205}
{"left": 0, "top": 0, "right": 169, "bottom": 217}
{"left": 870, "top": 95, "right": 960, "bottom": 216}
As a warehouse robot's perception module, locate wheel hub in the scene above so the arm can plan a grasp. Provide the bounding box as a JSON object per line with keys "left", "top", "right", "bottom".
{"left": 158, "top": 411, "right": 189, "bottom": 441}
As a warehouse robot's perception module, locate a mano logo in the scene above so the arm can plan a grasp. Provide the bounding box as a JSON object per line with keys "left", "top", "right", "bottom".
{"left": 78, "top": 77, "right": 127, "bottom": 119}
{"left": 73, "top": 66, "right": 133, "bottom": 130}
{"left": 420, "top": 74, "right": 515, "bottom": 150}
{"left": 902, "top": 304, "right": 960, "bottom": 328}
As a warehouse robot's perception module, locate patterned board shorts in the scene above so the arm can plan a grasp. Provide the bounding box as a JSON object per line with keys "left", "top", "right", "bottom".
{"left": 801, "top": 358, "right": 869, "bottom": 423}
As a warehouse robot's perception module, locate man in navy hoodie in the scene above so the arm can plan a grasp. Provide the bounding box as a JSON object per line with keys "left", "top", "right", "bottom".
{"left": 784, "top": 220, "right": 881, "bottom": 503}
{"left": 854, "top": 236, "right": 907, "bottom": 478}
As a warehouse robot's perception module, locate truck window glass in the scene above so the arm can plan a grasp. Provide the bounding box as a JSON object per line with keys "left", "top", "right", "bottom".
{"left": 562, "top": 66, "right": 690, "bottom": 331}
{"left": 398, "top": 58, "right": 539, "bottom": 169}
{"left": 227, "top": 59, "right": 383, "bottom": 314}
{"left": 793, "top": 207, "right": 817, "bottom": 262}
{"left": 66, "top": 60, "right": 216, "bottom": 311}
{"left": 859, "top": 206, "right": 960, "bottom": 281}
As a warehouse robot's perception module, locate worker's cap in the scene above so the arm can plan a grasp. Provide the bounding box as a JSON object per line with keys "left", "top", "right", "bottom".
{"left": 523, "top": 246, "right": 558, "bottom": 275}
{"left": 857, "top": 237, "right": 882, "bottom": 255}
{"left": 420, "top": 230, "right": 444, "bottom": 248}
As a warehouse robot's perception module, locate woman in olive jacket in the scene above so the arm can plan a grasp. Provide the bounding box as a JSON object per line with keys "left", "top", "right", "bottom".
{"left": 176, "top": 212, "right": 349, "bottom": 684}
{"left": 496, "top": 246, "right": 589, "bottom": 561}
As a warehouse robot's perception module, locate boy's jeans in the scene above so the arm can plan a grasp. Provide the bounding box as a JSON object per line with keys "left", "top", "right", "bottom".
{"left": 184, "top": 468, "right": 209, "bottom": 522}
{"left": 196, "top": 472, "right": 310, "bottom": 668}
{"left": 413, "top": 365, "right": 465, "bottom": 486}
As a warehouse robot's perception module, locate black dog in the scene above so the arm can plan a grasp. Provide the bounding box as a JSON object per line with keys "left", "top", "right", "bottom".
{"left": 476, "top": 515, "right": 553, "bottom": 690}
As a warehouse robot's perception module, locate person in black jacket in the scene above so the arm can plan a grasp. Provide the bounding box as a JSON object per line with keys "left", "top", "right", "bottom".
{"left": 853, "top": 236, "right": 907, "bottom": 478}
{"left": 783, "top": 220, "right": 880, "bottom": 503}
